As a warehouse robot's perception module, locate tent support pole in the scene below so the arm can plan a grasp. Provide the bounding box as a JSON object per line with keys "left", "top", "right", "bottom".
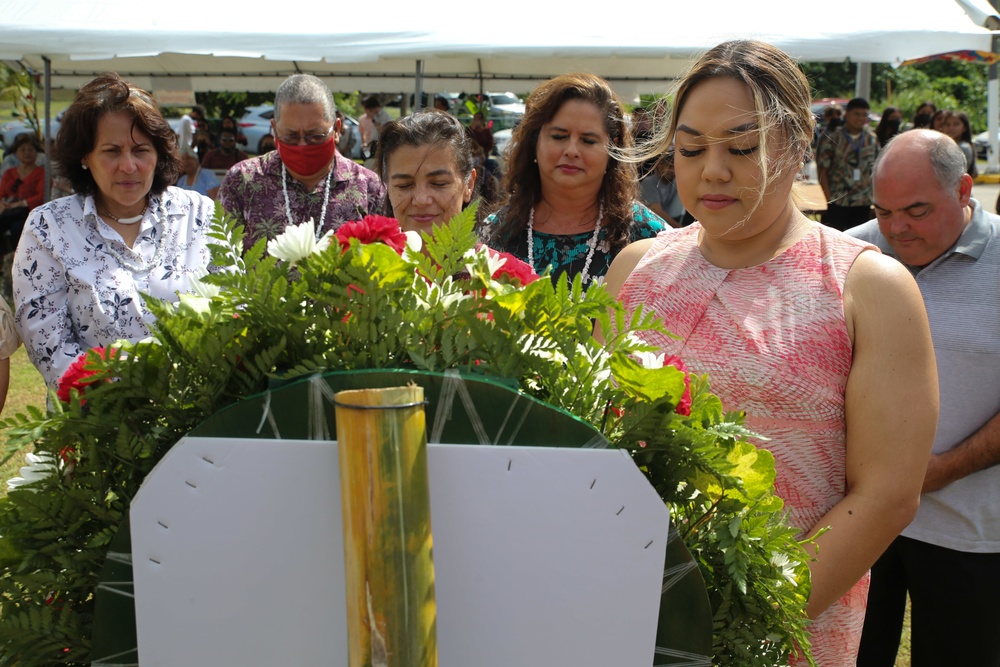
{"left": 989, "top": 34, "right": 1000, "bottom": 174}
{"left": 854, "top": 62, "right": 871, "bottom": 101}
{"left": 415, "top": 60, "right": 424, "bottom": 111}
{"left": 43, "top": 55, "right": 52, "bottom": 202}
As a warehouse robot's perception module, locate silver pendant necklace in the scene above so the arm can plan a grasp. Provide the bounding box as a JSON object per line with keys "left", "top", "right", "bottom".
{"left": 526, "top": 203, "right": 604, "bottom": 286}
{"left": 99, "top": 196, "right": 168, "bottom": 273}
{"left": 282, "top": 163, "right": 333, "bottom": 240}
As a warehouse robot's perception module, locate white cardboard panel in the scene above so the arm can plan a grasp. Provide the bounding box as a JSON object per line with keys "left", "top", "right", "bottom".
{"left": 131, "top": 438, "right": 669, "bottom": 667}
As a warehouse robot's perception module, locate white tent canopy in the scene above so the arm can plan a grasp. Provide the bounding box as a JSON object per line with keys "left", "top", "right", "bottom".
{"left": 0, "top": 0, "right": 995, "bottom": 98}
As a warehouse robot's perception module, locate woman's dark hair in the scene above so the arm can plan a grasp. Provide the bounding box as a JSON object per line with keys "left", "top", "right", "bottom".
{"left": 487, "top": 73, "right": 637, "bottom": 250}
{"left": 375, "top": 110, "right": 478, "bottom": 216}
{"left": 930, "top": 109, "right": 950, "bottom": 131}
{"left": 875, "top": 106, "right": 902, "bottom": 147}
{"left": 10, "top": 132, "right": 41, "bottom": 155}
{"left": 54, "top": 72, "right": 180, "bottom": 197}
{"left": 912, "top": 101, "right": 937, "bottom": 128}
{"left": 952, "top": 110, "right": 974, "bottom": 144}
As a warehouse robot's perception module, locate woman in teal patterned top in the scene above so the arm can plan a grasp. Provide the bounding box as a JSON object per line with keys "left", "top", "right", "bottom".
{"left": 481, "top": 73, "right": 665, "bottom": 288}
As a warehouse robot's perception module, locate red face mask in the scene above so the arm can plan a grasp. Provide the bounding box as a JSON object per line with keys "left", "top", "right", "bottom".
{"left": 277, "top": 136, "right": 337, "bottom": 177}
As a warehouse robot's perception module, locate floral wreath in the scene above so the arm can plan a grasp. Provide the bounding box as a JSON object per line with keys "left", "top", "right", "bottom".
{"left": 1, "top": 206, "right": 815, "bottom": 666}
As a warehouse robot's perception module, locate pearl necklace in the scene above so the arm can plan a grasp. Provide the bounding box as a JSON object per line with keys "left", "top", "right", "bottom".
{"left": 282, "top": 163, "right": 333, "bottom": 240}
{"left": 99, "top": 197, "right": 169, "bottom": 273}
{"left": 527, "top": 203, "right": 604, "bottom": 286}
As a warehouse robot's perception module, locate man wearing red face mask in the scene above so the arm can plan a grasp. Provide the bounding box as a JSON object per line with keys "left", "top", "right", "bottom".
{"left": 219, "top": 74, "right": 386, "bottom": 251}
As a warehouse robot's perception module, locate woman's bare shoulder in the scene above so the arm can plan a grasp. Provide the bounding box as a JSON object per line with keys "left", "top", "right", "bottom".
{"left": 603, "top": 237, "right": 658, "bottom": 300}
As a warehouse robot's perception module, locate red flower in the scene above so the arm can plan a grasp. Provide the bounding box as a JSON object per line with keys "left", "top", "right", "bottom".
{"left": 56, "top": 347, "right": 116, "bottom": 404}
{"left": 335, "top": 215, "right": 408, "bottom": 254}
{"left": 489, "top": 250, "right": 539, "bottom": 286}
{"left": 664, "top": 355, "right": 692, "bottom": 416}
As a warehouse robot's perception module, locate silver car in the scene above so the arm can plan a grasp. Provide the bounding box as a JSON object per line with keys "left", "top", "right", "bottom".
{"left": 236, "top": 104, "right": 363, "bottom": 159}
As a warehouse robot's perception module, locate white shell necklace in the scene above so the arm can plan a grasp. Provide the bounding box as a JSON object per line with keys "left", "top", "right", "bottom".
{"left": 100, "top": 199, "right": 147, "bottom": 224}
{"left": 282, "top": 163, "right": 333, "bottom": 240}
{"left": 526, "top": 203, "right": 604, "bottom": 286}
{"left": 99, "top": 196, "right": 169, "bottom": 273}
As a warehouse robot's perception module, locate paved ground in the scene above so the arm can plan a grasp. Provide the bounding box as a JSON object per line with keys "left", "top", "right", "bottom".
{"left": 973, "top": 180, "right": 999, "bottom": 213}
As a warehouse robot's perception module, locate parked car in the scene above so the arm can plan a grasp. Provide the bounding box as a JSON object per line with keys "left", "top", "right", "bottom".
{"left": 1, "top": 110, "right": 65, "bottom": 152}
{"left": 493, "top": 128, "right": 514, "bottom": 161}
{"left": 974, "top": 130, "right": 995, "bottom": 159}
{"left": 235, "top": 104, "right": 363, "bottom": 159}
{"left": 459, "top": 92, "right": 525, "bottom": 131}
{"left": 235, "top": 104, "right": 275, "bottom": 155}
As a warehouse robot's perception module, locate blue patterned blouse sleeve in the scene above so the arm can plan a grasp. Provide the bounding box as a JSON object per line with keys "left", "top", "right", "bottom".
{"left": 630, "top": 202, "right": 667, "bottom": 240}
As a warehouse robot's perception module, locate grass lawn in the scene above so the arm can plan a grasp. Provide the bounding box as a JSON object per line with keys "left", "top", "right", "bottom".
{"left": 0, "top": 88, "right": 76, "bottom": 124}
{"left": 0, "top": 346, "right": 47, "bottom": 492}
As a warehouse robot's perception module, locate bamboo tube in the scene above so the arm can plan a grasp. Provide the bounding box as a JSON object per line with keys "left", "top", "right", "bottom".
{"left": 334, "top": 386, "right": 437, "bottom": 667}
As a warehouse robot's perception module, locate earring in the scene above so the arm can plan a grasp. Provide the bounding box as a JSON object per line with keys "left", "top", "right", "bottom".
{"left": 82, "top": 164, "right": 88, "bottom": 170}
{"left": 533, "top": 158, "right": 538, "bottom": 163}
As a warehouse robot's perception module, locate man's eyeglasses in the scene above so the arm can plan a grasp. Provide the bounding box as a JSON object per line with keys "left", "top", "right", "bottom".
{"left": 276, "top": 127, "right": 335, "bottom": 146}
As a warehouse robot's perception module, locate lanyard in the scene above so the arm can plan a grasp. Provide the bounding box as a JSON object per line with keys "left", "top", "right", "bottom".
{"left": 843, "top": 128, "right": 866, "bottom": 164}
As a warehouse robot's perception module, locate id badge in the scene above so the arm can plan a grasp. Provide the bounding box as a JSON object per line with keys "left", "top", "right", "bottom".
{"left": 853, "top": 168, "right": 861, "bottom": 181}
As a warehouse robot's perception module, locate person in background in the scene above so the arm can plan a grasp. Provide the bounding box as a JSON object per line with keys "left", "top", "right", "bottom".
{"left": 258, "top": 133, "right": 276, "bottom": 154}
{"left": 0, "top": 297, "right": 19, "bottom": 414}
{"left": 482, "top": 73, "right": 665, "bottom": 288}
{"left": 358, "top": 95, "right": 391, "bottom": 156}
{"left": 433, "top": 96, "right": 451, "bottom": 113}
{"left": 942, "top": 110, "right": 977, "bottom": 178}
{"left": 931, "top": 108, "right": 949, "bottom": 132}
{"left": 334, "top": 111, "right": 357, "bottom": 159}
{"left": 817, "top": 97, "right": 879, "bottom": 231}
{"left": 175, "top": 104, "right": 206, "bottom": 154}
{"left": 0, "top": 133, "right": 47, "bottom": 177}
{"left": 375, "top": 110, "right": 477, "bottom": 235}
{"left": 192, "top": 127, "right": 214, "bottom": 163}
{"left": 874, "top": 106, "right": 903, "bottom": 147}
{"left": 0, "top": 133, "right": 45, "bottom": 257}
{"left": 908, "top": 101, "right": 937, "bottom": 130}
{"left": 219, "top": 115, "right": 248, "bottom": 147}
{"left": 638, "top": 147, "right": 685, "bottom": 227}
{"left": 13, "top": 72, "right": 214, "bottom": 387}
{"left": 200, "top": 128, "right": 249, "bottom": 171}
{"left": 849, "top": 130, "right": 1000, "bottom": 667}
{"left": 176, "top": 146, "right": 220, "bottom": 199}
{"left": 466, "top": 112, "right": 495, "bottom": 157}
{"left": 219, "top": 74, "right": 385, "bottom": 252}
{"left": 602, "top": 40, "right": 937, "bottom": 666}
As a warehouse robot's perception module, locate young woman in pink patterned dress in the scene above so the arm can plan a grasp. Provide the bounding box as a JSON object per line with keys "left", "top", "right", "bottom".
{"left": 603, "top": 40, "right": 939, "bottom": 666}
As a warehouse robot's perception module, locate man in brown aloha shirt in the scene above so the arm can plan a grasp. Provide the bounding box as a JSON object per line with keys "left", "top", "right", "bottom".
{"left": 817, "top": 97, "right": 879, "bottom": 232}
{"left": 219, "top": 74, "right": 386, "bottom": 252}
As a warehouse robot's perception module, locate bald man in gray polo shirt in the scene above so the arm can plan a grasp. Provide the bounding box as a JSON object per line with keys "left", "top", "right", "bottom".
{"left": 847, "top": 130, "right": 1000, "bottom": 667}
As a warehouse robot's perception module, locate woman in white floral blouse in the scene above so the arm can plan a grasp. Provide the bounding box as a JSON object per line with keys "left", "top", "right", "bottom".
{"left": 12, "top": 73, "right": 214, "bottom": 388}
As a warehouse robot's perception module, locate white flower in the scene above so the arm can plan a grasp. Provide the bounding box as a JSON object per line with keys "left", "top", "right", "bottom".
{"left": 266, "top": 218, "right": 332, "bottom": 265}
{"left": 624, "top": 333, "right": 665, "bottom": 369}
{"left": 463, "top": 245, "right": 505, "bottom": 278}
{"left": 635, "top": 350, "right": 665, "bottom": 370}
{"left": 403, "top": 230, "right": 423, "bottom": 259}
{"left": 6, "top": 453, "right": 58, "bottom": 492}
{"left": 187, "top": 267, "right": 221, "bottom": 298}
{"left": 770, "top": 552, "right": 800, "bottom": 586}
